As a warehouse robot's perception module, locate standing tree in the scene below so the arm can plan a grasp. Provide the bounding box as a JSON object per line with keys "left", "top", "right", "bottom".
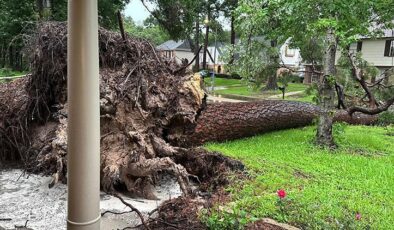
{"left": 141, "top": 0, "right": 203, "bottom": 69}
{"left": 238, "top": 0, "right": 394, "bottom": 148}
{"left": 226, "top": 0, "right": 281, "bottom": 90}
{"left": 123, "top": 16, "right": 171, "bottom": 45}
{"left": 0, "top": 0, "right": 36, "bottom": 70}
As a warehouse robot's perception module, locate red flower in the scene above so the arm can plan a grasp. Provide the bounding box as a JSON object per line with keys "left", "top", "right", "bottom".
{"left": 355, "top": 213, "right": 361, "bottom": 221}
{"left": 277, "top": 189, "right": 287, "bottom": 199}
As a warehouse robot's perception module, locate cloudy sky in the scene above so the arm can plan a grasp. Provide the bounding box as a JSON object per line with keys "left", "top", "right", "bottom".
{"left": 124, "top": 1, "right": 230, "bottom": 29}
{"left": 124, "top": 1, "right": 152, "bottom": 25}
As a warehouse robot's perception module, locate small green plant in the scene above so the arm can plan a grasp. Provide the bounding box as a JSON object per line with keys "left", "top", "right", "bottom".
{"left": 377, "top": 111, "right": 394, "bottom": 126}
{"left": 201, "top": 205, "right": 257, "bottom": 230}
{"left": 0, "top": 68, "right": 12, "bottom": 77}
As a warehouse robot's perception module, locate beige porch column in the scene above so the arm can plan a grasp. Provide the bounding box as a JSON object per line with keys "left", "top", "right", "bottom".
{"left": 67, "top": 0, "right": 101, "bottom": 229}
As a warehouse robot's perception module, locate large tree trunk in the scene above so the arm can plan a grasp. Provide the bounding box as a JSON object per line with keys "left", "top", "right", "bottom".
{"left": 168, "top": 101, "right": 377, "bottom": 146}
{"left": 9, "top": 45, "right": 14, "bottom": 69}
{"left": 263, "top": 40, "right": 279, "bottom": 90}
{"left": 316, "top": 28, "right": 337, "bottom": 148}
{"left": 265, "top": 74, "right": 278, "bottom": 90}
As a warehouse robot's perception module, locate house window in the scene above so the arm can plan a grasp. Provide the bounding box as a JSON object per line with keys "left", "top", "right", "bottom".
{"left": 384, "top": 40, "right": 394, "bottom": 57}
{"left": 285, "top": 46, "right": 295, "bottom": 57}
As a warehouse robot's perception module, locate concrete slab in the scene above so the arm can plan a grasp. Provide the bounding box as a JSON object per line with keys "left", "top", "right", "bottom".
{"left": 0, "top": 169, "right": 181, "bottom": 230}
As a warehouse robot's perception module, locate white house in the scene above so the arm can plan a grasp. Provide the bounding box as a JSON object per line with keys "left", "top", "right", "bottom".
{"left": 279, "top": 39, "right": 303, "bottom": 69}
{"left": 206, "top": 43, "right": 227, "bottom": 74}
{"left": 340, "top": 29, "right": 394, "bottom": 74}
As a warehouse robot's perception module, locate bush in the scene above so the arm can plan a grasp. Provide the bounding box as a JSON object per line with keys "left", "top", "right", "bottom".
{"left": 0, "top": 68, "right": 12, "bottom": 77}
{"left": 377, "top": 111, "right": 394, "bottom": 126}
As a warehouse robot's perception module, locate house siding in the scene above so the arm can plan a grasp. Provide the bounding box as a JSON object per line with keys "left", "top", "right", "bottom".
{"left": 280, "top": 41, "right": 302, "bottom": 67}
{"left": 336, "top": 39, "right": 394, "bottom": 67}
{"left": 362, "top": 39, "right": 394, "bottom": 66}
{"left": 174, "top": 50, "right": 197, "bottom": 64}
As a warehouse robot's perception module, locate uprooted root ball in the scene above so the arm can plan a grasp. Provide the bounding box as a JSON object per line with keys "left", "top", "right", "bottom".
{"left": 0, "top": 22, "right": 241, "bottom": 199}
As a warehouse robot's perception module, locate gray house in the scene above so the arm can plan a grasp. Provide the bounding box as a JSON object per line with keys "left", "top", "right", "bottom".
{"left": 156, "top": 40, "right": 201, "bottom": 67}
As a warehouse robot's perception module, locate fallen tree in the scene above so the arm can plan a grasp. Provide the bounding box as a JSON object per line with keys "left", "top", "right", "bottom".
{"left": 170, "top": 101, "right": 377, "bottom": 146}
{"left": 0, "top": 22, "right": 377, "bottom": 199}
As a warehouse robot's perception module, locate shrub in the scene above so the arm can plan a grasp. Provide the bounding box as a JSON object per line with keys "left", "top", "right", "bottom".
{"left": 376, "top": 111, "right": 394, "bottom": 126}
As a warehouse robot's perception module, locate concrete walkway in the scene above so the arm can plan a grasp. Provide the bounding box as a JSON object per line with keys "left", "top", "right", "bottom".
{"left": 268, "top": 90, "right": 304, "bottom": 99}
{"left": 207, "top": 95, "right": 246, "bottom": 103}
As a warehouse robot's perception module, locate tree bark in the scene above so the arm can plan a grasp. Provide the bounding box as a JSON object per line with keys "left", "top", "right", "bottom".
{"left": 168, "top": 100, "right": 377, "bottom": 146}
{"left": 263, "top": 40, "right": 279, "bottom": 90}
{"left": 0, "top": 42, "right": 4, "bottom": 68}
{"left": 194, "top": 17, "right": 200, "bottom": 71}
{"left": 116, "top": 10, "right": 126, "bottom": 41}
{"left": 36, "top": 0, "right": 44, "bottom": 19}
{"left": 316, "top": 28, "right": 337, "bottom": 148}
{"left": 202, "top": 7, "right": 210, "bottom": 70}
{"left": 228, "top": 15, "right": 236, "bottom": 64}
{"left": 265, "top": 74, "right": 278, "bottom": 90}
{"left": 9, "top": 45, "right": 14, "bottom": 69}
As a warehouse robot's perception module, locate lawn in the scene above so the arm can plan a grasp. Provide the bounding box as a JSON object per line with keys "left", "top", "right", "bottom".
{"left": 204, "top": 77, "right": 308, "bottom": 97}
{"left": 0, "top": 68, "right": 27, "bottom": 78}
{"left": 204, "top": 125, "right": 394, "bottom": 229}
{"left": 204, "top": 77, "right": 243, "bottom": 87}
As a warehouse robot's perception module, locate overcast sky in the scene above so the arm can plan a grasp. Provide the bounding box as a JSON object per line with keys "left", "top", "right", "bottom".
{"left": 124, "top": 1, "right": 151, "bottom": 25}
{"left": 124, "top": 1, "right": 230, "bottom": 29}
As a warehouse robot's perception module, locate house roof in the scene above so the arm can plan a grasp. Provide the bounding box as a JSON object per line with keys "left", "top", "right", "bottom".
{"left": 208, "top": 42, "right": 226, "bottom": 55}
{"left": 156, "top": 40, "right": 191, "bottom": 51}
{"left": 381, "top": 29, "right": 394, "bottom": 38}
{"left": 361, "top": 28, "right": 394, "bottom": 39}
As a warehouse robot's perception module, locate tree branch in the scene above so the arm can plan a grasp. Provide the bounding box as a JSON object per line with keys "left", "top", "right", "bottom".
{"left": 347, "top": 52, "right": 378, "bottom": 108}
{"left": 347, "top": 96, "right": 394, "bottom": 115}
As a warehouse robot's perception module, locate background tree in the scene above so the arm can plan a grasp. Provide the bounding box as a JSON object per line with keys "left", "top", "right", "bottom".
{"left": 0, "top": 0, "right": 130, "bottom": 72}
{"left": 0, "top": 0, "right": 36, "bottom": 70}
{"left": 123, "top": 16, "right": 170, "bottom": 45}
{"left": 225, "top": 0, "right": 282, "bottom": 90}
{"left": 237, "top": 0, "right": 393, "bottom": 148}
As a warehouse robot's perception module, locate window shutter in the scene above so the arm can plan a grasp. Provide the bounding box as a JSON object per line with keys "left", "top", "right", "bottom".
{"left": 357, "top": 41, "right": 362, "bottom": 52}
{"left": 384, "top": 40, "right": 391, "bottom": 57}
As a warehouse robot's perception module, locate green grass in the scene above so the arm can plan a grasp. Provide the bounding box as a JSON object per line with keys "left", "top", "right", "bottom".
{"left": 285, "top": 83, "right": 307, "bottom": 92}
{"left": 215, "top": 86, "right": 257, "bottom": 96}
{"left": 204, "top": 77, "right": 243, "bottom": 87}
{"left": 206, "top": 77, "right": 307, "bottom": 98}
{"left": 204, "top": 125, "right": 394, "bottom": 229}
{"left": 286, "top": 92, "right": 316, "bottom": 103}
{"left": 0, "top": 68, "right": 26, "bottom": 78}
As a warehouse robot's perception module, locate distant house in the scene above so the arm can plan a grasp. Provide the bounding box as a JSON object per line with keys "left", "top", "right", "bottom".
{"left": 304, "top": 29, "right": 394, "bottom": 84}
{"left": 233, "top": 37, "right": 304, "bottom": 77}
{"left": 279, "top": 39, "right": 303, "bottom": 69}
{"left": 156, "top": 38, "right": 305, "bottom": 75}
{"left": 206, "top": 43, "right": 227, "bottom": 74}
{"left": 156, "top": 40, "right": 200, "bottom": 68}
{"left": 338, "top": 29, "right": 394, "bottom": 74}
